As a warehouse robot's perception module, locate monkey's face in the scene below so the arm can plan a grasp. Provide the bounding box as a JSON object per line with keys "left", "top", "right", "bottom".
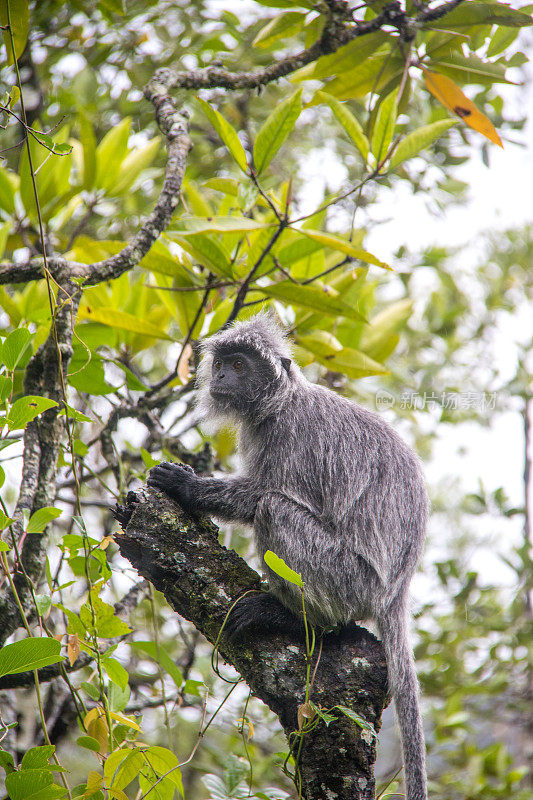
{"left": 209, "top": 347, "right": 279, "bottom": 416}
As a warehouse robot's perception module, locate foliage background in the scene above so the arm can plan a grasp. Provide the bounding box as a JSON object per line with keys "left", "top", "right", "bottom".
{"left": 0, "top": 0, "right": 532, "bottom": 798}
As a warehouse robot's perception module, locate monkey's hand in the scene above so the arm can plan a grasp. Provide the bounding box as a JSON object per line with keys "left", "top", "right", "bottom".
{"left": 146, "top": 462, "right": 198, "bottom": 513}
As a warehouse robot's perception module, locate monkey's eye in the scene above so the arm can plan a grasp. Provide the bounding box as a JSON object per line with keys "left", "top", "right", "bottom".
{"left": 213, "top": 359, "right": 222, "bottom": 370}
{"left": 233, "top": 359, "right": 244, "bottom": 372}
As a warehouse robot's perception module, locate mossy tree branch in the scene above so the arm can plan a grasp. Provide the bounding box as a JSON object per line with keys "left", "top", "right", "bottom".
{"left": 114, "top": 487, "right": 389, "bottom": 800}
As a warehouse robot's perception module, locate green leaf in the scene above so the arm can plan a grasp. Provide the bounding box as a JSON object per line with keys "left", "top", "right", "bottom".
{"left": 264, "top": 550, "right": 304, "bottom": 587}
{"left": 0, "top": 374, "right": 13, "bottom": 402}
{"left": 26, "top": 507, "right": 62, "bottom": 534}
{"left": 77, "top": 305, "right": 174, "bottom": 340}
{"left": 359, "top": 299, "right": 412, "bottom": 360}
{"left": 95, "top": 117, "right": 131, "bottom": 191}
{"left": 0, "top": 749, "right": 15, "bottom": 772}
{"left": 334, "top": 705, "right": 377, "bottom": 737}
{"left": 0, "top": 637, "right": 63, "bottom": 678}
{"left": 316, "top": 92, "right": 369, "bottom": 161}
{"left": 104, "top": 748, "right": 144, "bottom": 790}
{"left": 0, "top": 0, "right": 29, "bottom": 64}
{"left": 1, "top": 327, "right": 33, "bottom": 371}
{"left": 35, "top": 595, "right": 52, "bottom": 616}
{"left": 55, "top": 605, "right": 87, "bottom": 638}
{"left": 0, "top": 166, "right": 16, "bottom": 214}
{"left": 68, "top": 357, "right": 116, "bottom": 395}
{"left": 312, "top": 54, "right": 403, "bottom": 101}
{"left": 429, "top": 53, "right": 513, "bottom": 85}
{"left": 58, "top": 404, "right": 93, "bottom": 423}
{"left": 138, "top": 238, "right": 195, "bottom": 280}
{"left": 172, "top": 215, "right": 269, "bottom": 234}
{"left": 140, "top": 746, "right": 184, "bottom": 797}
{"left": 296, "top": 330, "right": 343, "bottom": 357}
{"left": 260, "top": 280, "right": 367, "bottom": 321}
{"left": 389, "top": 119, "right": 458, "bottom": 169}
{"left": 81, "top": 681, "right": 100, "bottom": 700}
{"left": 77, "top": 111, "right": 97, "bottom": 189}
{"left": 53, "top": 143, "right": 72, "bottom": 155}
{"left": 80, "top": 594, "right": 131, "bottom": 638}
{"left": 0, "top": 509, "right": 14, "bottom": 530}
{"left": 0, "top": 220, "right": 10, "bottom": 260}
{"left": 371, "top": 89, "right": 398, "bottom": 167}
{"left": 312, "top": 346, "right": 387, "bottom": 379}
{"left": 21, "top": 746, "right": 55, "bottom": 770}
{"left": 275, "top": 234, "right": 323, "bottom": 267}
{"left": 297, "top": 229, "right": 391, "bottom": 269}
{"left": 203, "top": 177, "right": 240, "bottom": 196}
{"left": 102, "top": 656, "right": 129, "bottom": 690}
{"left": 429, "top": 2, "right": 533, "bottom": 28}
{"left": 131, "top": 641, "right": 184, "bottom": 689}
{"left": 252, "top": 11, "right": 307, "bottom": 48}
{"left": 253, "top": 89, "right": 303, "bottom": 174}
{"left": 196, "top": 98, "right": 248, "bottom": 173}
{"left": 5, "top": 770, "right": 57, "bottom": 800}
{"left": 108, "top": 680, "right": 130, "bottom": 713}
{"left": 168, "top": 232, "right": 234, "bottom": 278}
{"left": 7, "top": 396, "right": 58, "bottom": 430}
{"left": 486, "top": 26, "right": 519, "bottom": 57}
{"left": 19, "top": 126, "right": 72, "bottom": 217}
{"left": 7, "top": 86, "right": 20, "bottom": 109}
{"left": 77, "top": 736, "right": 102, "bottom": 753}
{"left": 294, "top": 31, "right": 388, "bottom": 82}
{"left": 111, "top": 136, "right": 161, "bottom": 194}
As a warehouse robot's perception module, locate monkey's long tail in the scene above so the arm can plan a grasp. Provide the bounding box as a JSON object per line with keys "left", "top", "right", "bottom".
{"left": 378, "top": 596, "right": 427, "bottom": 800}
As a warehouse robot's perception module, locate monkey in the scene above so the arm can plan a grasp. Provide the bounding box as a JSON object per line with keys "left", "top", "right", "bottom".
{"left": 147, "top": 313, "right": 428, "bottom": 800}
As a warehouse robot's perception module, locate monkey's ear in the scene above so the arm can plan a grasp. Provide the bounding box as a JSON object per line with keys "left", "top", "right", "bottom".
{"left": 281, "top": 357, "right": 292, "bottom": 375}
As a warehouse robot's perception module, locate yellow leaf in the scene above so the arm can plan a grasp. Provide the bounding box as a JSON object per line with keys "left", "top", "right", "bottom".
{"left": 84, "top": 707, "right": 101, "bottom": 726}
{"left": 237, "top": 717, "right": 255, "bottom": 741}
{"left": 108, "top": 789, "right": 130, "bottom": 800}
{"left": 78, "top": 305, "right": 174, "bottom": 340}
{"left": 68, "top": 633, "right": 80, "bottom": 666}
{"left": 178, "top": 343, "right": 193, "bottom": 384}
{"left": 297, "top": 702, "right": 316, "bottom": 731}
{"left": 423, "top": 70, "right": 503, "bottom": 148}
{"left": 85, "top": 707, "right": 108, "bottom": 754}
{"left": 109, "top": 711, "right": 141, "bottom": 731}
{"left": 100, "top": 535, "right": 114, "bottom": 550}
{"left": 84, "top": 771, "right": 103, "bottom": 798}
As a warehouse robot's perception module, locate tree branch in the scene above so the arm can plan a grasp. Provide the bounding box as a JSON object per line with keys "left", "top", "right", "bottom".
{"left": 417, "top": 0, "right": 466, "bottom": 24}
{"left": 0, "top": 73, "right": 191, "bottom": 289}
{"left": 113, "top": 488, "right": 388, "bottom": 800}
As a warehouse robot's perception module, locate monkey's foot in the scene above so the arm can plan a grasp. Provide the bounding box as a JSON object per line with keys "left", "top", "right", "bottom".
{"left": 225, "top": 592, "right": 305, "bottom": 642}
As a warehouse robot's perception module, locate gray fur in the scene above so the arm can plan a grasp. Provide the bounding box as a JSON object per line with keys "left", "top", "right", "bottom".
{"left": 175, "top": 314, "right": 428, "bottom": 800}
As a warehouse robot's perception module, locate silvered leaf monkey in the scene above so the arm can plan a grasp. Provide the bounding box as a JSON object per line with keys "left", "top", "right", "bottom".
{"left": 147, "top": 314, "right": 428, "bottom": 800}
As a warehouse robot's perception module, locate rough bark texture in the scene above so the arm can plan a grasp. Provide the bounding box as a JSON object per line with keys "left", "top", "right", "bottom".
{"left": 115, "top": 488, "right": 389, "bottom": 800}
